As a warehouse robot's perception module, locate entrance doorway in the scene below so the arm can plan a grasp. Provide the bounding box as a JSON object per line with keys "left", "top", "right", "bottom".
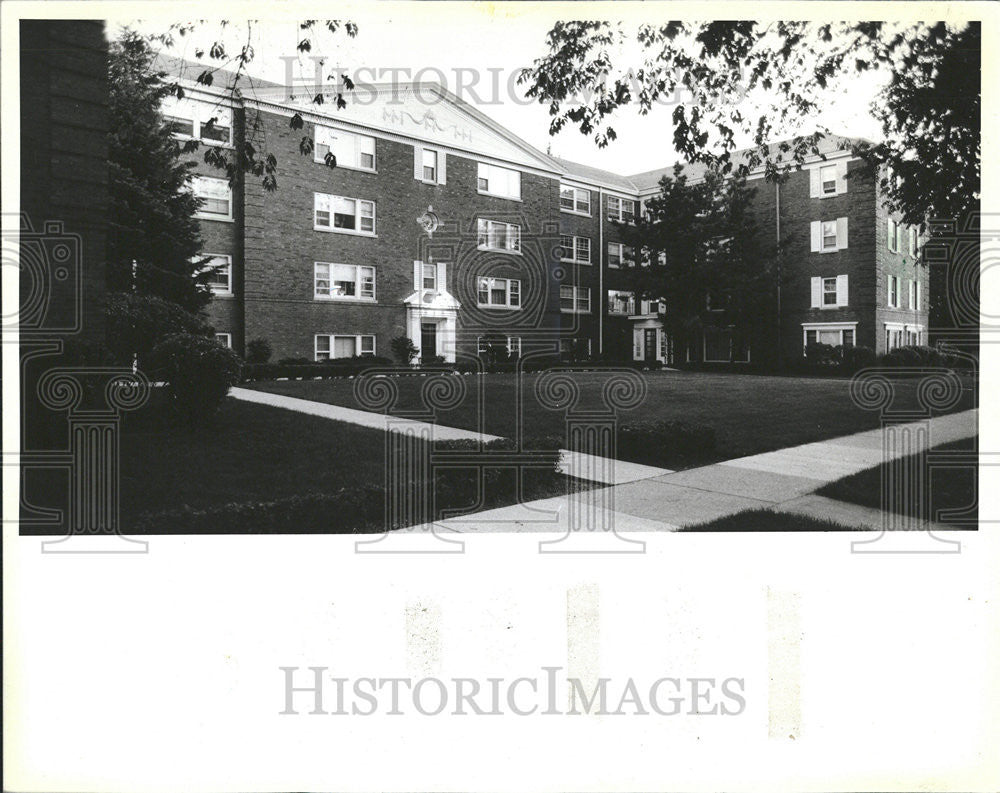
{"left": 420, "top": 322, "right": 438, "bottom": 360}
{"left": 644, "top": 328, "right": 658, "bottom": 363}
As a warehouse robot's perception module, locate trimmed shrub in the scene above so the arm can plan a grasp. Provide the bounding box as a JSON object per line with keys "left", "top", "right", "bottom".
{"left": 246, "top": 338, "right": 273, "bottom": 364}
{"left": 150, "top": 333, "right": 242, "bottom": 424}
{"left": 241, "top": 356, "right": 392, "bottom": 381}
{"left": 841, "top": 345, "right": 876, "bottom": 371}
{"left": 804, "top": 342, "right": 839, "bottom": 365}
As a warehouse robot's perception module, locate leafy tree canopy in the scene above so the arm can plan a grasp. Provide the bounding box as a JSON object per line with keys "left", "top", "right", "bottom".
{"left": 522, "top": 21, "right": 980, "bottom": 227}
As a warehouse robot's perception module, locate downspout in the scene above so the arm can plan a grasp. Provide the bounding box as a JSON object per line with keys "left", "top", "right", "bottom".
{"left": 598, "top": 186, "right": 604, "bottom": 355}
{"left": 775, "top": 180, "right": 781, "bottom": 365}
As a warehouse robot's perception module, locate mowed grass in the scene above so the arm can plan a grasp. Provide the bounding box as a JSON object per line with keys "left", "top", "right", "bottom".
{"left": 680, "top": 508, "right": 864, "bottom": 532}
{"left": 246, "top": 370, "right": 976, "bottom": 466}
{"left": 816, "top": 437, "right": 977, "bottom": 527}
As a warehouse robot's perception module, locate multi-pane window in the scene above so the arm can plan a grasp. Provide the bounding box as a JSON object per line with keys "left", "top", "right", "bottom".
{"left": 908, "top": 227, "right": 918, "bottom": 257}
{"left": 888, "top": 274, "right": 900, "bottom": 308}
{"left": 162, "top": 96, "right": 233, "bottom": 146}
{"left": 822, "top": 220, "right": 838, "bottom": 250}
{"left": 314, "top": 263, "right": 375, "bottom": 300}
{"left": 804, "top": 327, "right": 855, "bottom": 351}
{"left": 314, "top": 126, "right": 376, "bottom": 170}
{"left": 606, "top": 195, "right": 636, "bottom": 223}
{"left": 192, "top": 176, "right": 233, "bottom": 220}
{"left": 215, "top": 333, "right": 232, "bottom": 348}
{"left": 820, "top": 165, "right": 837, "bottom": 195}
{"left": 607, "top": 290, "right": 635, "bottom": 315}
{"left": 888, "top": 218, "right": 900, "bottom": 252}
{"left": 422, "top": 149, "right": 438, "bottom": 182}
{"left": 560, "top": 285, "right": 591, "bottom": 313}
{"left": 200, "top": 254, "right": 232, "bottom": 294}
{"left": 909, "top": 279, "right": 922, "bottom": 310}
{"left": 314, "top": 193, "right": 376, "bottom": 234}
{"left": 422, "top": 263, "right": 437, "bottom": 291}
{"left": 560, "top": 235, "right": 591, "bottom": 264}
{"left": 477, "top": 163, "right": 521, "bottom": 199}
{"left": 477, "top": 219, "right": 521, "bottom": 252}
{"left": 477, "top": 336, "right": 521, "bottom": 357}
{"left": 477, "top": 277, "right": 521, "bottom": 308}
{"left": 315, "top": 334, "right": 376, "bottom": 360}
{"left": 559, "top": 185, "right": 591, "bottom": 214}
{"left": 822, "top": 276, "right": 837, "bottom": 306}
{"left": 607, "top": 242, "right": 633, "bottom": 268}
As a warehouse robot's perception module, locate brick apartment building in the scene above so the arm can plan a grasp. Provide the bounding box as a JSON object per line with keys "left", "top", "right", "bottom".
{"left": 161, "top": 61, "right": 928, "bottom": 366}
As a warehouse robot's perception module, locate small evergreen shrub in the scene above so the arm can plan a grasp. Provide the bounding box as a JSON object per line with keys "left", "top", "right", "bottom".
{"left": 246, "top": 338, "right": 273, "bottom": 364}
{"left": 150, "top": 333, "right": 242, "bottom": 424}
{"left": 391, "top": 335, "right": 419, "bottom": 365}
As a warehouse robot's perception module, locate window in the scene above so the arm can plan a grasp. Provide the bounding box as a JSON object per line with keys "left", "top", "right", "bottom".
{"left": 606, "top": 195, "right": 636, "bottom": 223}
{"left": 314, "top": 126, "right": 376, "bottom": 170}
{"left": 477, "top": 163, "right": 521, "bottom": 199}
{"left": 607, "top": 242, "right": 633, "bottom": 268}
{"left": 192, "top": 176, "right": 233, "bottom": 221}
{"left": 314, "top": 262, "right": 375, "bottom": 300}
{"left": 820, "top": 165, "right": 837, "bottom": 195}
{"left": 802, "top": 324, "right": 856, "bottom": 353}
{"left": 560, "top": 285, "right": 591, "bottom": 313}
{"left": 888, "top": 274, "right": 900, "bottom": 308}
{"left": 908, "top": 227, "right": 919, "bottom": 257}
{"left": 200, "top": 254, "right": 232, "bottom": 295}
{"left": 822, "top": 220, "right": 838, "bottom": 250}
{"left": 888, "top": 218, "right": 900, "bottom": 252}
{"left": 422, "top": 149, "right": 438, "bottom": 182}
{"left": 422, "top": 263, "right": 437, "bottom": 291}
{"left": 885, "top": 326, "right": 904, "bottom": 351}
{"left": 559, "top": 235, "right": 591, "bottom": 264}
{"left": 314, "top": 193, "right": 375, "bottom": 235}
{"left": 810, "top": 275, "right": 848, "bottom": 308}
{"left": 162, "top": 96, "right": 233, "bottom": 146}
{"left": 477, "top": 335, "right": 521, "bottom": 357}
{"left": 315, "top": 334, "right": 376, "bottom": 360}
{"left": 215, "top": 332, "right": 231, "bottom": 348}
{"left": 909, "top": 279, "right": 922, "bottom": 311}
{"left": 477, "top": 277, "right": 521, "bottom": 308}
{"left": 607, "top": 290, "right": 635, "bottom": 315}
{"left": 822, "top": 277, "right": 838, "bottom": 306}
{"left": 477, "top": 219, "right": 521, "bottom": 252}
{"left": 560, "top": 185, "right": 591, "bottom": 214}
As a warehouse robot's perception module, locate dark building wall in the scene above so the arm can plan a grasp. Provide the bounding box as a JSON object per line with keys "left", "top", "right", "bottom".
{"left": 19, "top": 20, "right": 109, "bottom": 345}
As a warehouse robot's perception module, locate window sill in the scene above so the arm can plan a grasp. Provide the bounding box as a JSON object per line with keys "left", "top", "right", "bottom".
{"left": 195, "top": 214, "right": 234, "bottom": 223}
{"left": 560, "top": 207, "right": 592, "bottom": 218}
{"left": 417, "top": 178, "right": 443, "bottom": 186}
{"left": 477, "top": 245, "right": 522, "bottom": 255}
{"left": 172, "top": 133, "right": 235, "bottom": 150}
{"left": 314, "top": 226, "right": 377, "bottom": 238}
{"left": 560, "top": 258, "right": 592, "bottom": 266}
{"left": 313, "top": 159, "right": 377, "bottom": 175}
{"left": 209, "top": 291, "right": 235, "bottom": 298}
{"left": 477, "top": 304, "right": 522, "bottom": 311}
{"left": 477, "top": 190, "right": 522, "bottom": 202}
{"left": 314, "top": 296, "right": 377, "bottom": 304}
{"left": 560, "top": 309, "right": 592, "bottom": 315}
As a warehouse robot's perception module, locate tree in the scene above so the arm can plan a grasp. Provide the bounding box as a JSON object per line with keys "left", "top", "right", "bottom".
{"left": 108, "top": 30, "right": 212, "bottom": 313}
{"left": 615, "top": 167, "right": 783, "bottom": 362}
{"left": 521, "top": 21, "right": 979, "bottom": 228}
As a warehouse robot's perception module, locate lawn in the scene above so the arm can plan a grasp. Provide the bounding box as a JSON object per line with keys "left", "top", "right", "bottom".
{"left": 21, "top": 395, "right": 572, "bottom": 534}
{"left": 816, "top": 437, "right": 977, "bottom": 528}
{"left": 246, "top": 370, "right": 976, "bottom": 469}
{"left": 680, "top": 508, "right": 864, "bottom": 532}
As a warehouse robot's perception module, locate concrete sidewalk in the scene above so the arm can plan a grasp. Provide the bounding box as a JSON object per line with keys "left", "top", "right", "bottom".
{"left": 437, "top": 408, "right": 978, "bottom": 532}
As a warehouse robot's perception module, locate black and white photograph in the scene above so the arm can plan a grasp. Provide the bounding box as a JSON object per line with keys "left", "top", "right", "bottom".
{"left": 3, "top": 2, "right": 995, "bottom": 791}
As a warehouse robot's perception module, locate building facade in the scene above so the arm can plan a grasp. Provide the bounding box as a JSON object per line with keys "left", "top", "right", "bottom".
{"left": 163, "top": 64, "right": 928, "bottom": 366}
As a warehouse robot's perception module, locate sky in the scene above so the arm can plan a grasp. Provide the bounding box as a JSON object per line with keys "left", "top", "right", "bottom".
{"left": 124, "top": 6, "right": 889, "bottom": 176}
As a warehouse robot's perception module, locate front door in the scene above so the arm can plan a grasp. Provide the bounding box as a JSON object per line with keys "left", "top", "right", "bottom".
{"left": 421, "top": 322, "right": 438, "bottom": 360}
{"left": 644, "top": 328, "right": 658, "bottom": 363}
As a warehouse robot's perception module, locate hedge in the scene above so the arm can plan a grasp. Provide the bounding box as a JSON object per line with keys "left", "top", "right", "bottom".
{"left": 618, "top": 420, "right": 716, "bottom": 467}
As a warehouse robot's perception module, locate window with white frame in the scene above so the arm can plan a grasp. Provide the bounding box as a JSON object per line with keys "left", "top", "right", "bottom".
{"left": 607, "top": 242, "right": 633, "bottom": 268}
{"left": 422, "top": 263, "right": 437, "bottom": 291}
{"left": 885, "top": 325, "right": 904, "bottom": 351}
{"left": 314, "top": 193, "right": 375, "bottom": 234}
{"left": 888, "top": 274, "right": 900, "bottom": 308}
{"left": 162, "top": 95, "right": 233, "bottom": 146}
{"left": 314, "top": 262, "right": 375, "bottom": 300}
{"left": 477, "top": 163, "right": 521, "bottom": 200}
{"left": 477, "top": 277, "right": 521, "bottom": 308}
{"left": 822, "top": 276, "right": 837, "bottom": 306}
{"left": 314, "top": 126, "right": 376, "bottom": 170}
{"left": 606, "top": 195, "right": 636, "bottom": 223}
{"left": 908, "top": 226, "right": 918, "bottom": 257}
{"left": 315, "top": 334, "right": 376, "bottom": 360}
{"left": 477, "top": 335, "right": 521, "bottom": 357}
{"left": 909, "top": 279, "right": 922, "bottom": 311}
{"left": 192, "top": 176, "right": 233, "bottom": 221}
{"left": 560, "top": 185, "right": 591, "bottom": 214}
{"left": 887, "top": 218, "right": 900, "bottom": 252}
{"left": 560, "top": 285, "right": 591, "bottom": 313}
{"left": 559, "top": 235, "right": 591, "bottom": 264}
{"left": 200, "top": 254, "right": 232, "bottom": 295}
{"left": 810, "top": 218, "right": 848, "bottom": 251}
{"left": 820, "top": 165, "right": 837, "bottom": 195}
{"left": 822, "top": 220, "right": 838, "bottom": 250}
{"left": 422, "top": 149, "right": 438, "bottom": 182}
{"left": 215, "top": 332, "right": 232, "bottom": 348}
{"left": 803, "top": 325, "right": 855, "bottom": 351}
{"left": 810, "top": 275, "right": 848, "bottom": 308}
{"left": 477, "top": 219, "right": 521, "bottom": 252}
{"left": 607, "top": 290, "right": 635, "bottom": 315}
